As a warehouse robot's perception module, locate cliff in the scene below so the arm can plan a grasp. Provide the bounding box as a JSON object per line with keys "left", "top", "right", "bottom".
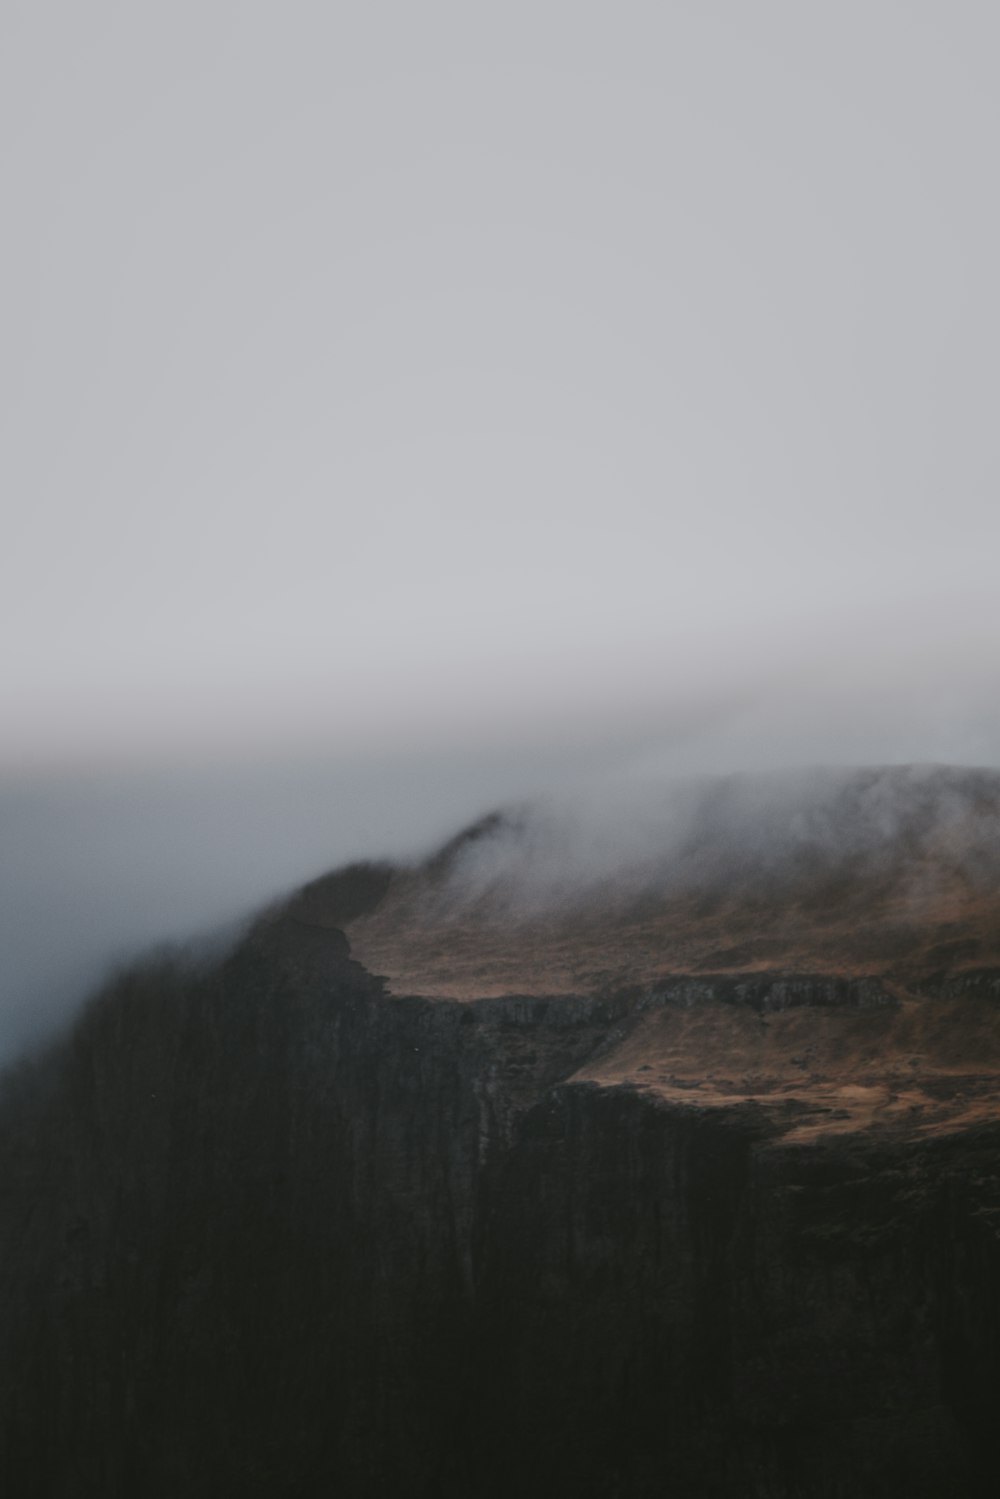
{"left": 1, "top": 766, "right": 1000, "bottom": 1496}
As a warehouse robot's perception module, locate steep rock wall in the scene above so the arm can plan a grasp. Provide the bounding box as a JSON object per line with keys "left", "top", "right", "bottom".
{"left": 0, "top": 914, "right": 998, "bottom": 1496}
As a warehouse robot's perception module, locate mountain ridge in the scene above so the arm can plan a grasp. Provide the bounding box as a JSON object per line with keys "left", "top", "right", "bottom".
{"left": 1, "top": 762, "right": 999, "bottom": 1495}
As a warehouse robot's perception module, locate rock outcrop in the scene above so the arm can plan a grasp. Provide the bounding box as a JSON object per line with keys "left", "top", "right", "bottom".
{"left": 2, "top": 766, "right": 1000, "bottom": 1496}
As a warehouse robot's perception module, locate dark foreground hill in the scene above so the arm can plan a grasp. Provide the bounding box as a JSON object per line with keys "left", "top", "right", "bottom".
{"left": 1, "top": 765, "right": 1000, "bottom": 1496}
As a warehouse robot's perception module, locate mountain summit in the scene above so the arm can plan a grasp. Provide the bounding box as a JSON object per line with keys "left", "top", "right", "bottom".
{"left": 336, "top": 763, "right": 1000, "bottom": 996}
{"left": 282, "top": 764, "right": 1000, "bottom": 1147}
{"left": 1, "top": 763, "right": 999, "bottom": 1496}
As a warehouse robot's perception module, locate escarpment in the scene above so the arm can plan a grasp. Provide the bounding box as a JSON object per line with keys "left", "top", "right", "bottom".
{"left": 2, "top": 765, "right": 1000, "bottom": 1496}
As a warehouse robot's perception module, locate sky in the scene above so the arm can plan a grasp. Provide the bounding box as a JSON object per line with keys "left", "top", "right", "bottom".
{"left": 2, "top": 2, "right": 999, "bottom": 1053}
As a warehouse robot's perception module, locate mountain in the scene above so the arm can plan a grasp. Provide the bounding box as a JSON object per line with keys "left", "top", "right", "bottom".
{"left": 1, "top": 764, "right": 999, "bottom": 1496}
{"left": 346, "top": 762, "right": 1000, "bottom": 992}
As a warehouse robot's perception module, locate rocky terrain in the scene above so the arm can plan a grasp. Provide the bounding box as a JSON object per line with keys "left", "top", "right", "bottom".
{"left": 1, "top": 764, "right": 999, "bottom": 1495}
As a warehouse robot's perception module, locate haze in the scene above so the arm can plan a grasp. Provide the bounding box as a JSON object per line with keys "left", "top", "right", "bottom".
{"left": 2, "top": 2, "right": 998, "bottom": 1054}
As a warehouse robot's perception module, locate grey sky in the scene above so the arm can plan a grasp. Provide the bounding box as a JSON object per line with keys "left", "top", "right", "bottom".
{"left": 2, "top": 4, "right": 1000, "bottom": 1056}
{"left": 3, "top": 1, "right": 998, "bottom": 771}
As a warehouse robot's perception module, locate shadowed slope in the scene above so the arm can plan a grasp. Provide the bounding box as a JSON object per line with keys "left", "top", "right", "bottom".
{"left": 2, "top": 766, "right": 1000, "bottom": 1495}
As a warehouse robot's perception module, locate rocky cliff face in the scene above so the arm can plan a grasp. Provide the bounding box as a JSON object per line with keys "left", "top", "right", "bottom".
{"left": 2, "top": 768, "right": 1000, "bottom": 1496}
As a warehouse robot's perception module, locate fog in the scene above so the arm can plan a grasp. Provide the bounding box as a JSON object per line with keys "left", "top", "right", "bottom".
{"left": 437, "top": 762, "right": 1000, "bottom": 921}
{"left": 3, "top": 4, "right": 999, "bottom": 1055}
{"left": 4, "top": 1, "right": 1000, "bottom": 773}
{"left": 4, "top": 671, "right": 1000, "bottom": 1059}
{"left": 0, "top": 743, "right": 561, "bottom": 1058}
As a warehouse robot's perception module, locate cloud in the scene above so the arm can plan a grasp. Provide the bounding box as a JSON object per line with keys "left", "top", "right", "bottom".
{"left": 432, "top": 762, "right": 1000, "bottom": 918}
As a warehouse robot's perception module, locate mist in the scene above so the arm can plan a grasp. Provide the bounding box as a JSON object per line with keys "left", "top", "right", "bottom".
{"left": 4, "top": 661, "right": 1000, "bottom": 1061}
{"left": 436, "top": 762, "right": 1000, "bottom": 920}
{"left": 3, "top": 3, "right": 1000, "bottom": 1057}
{"left": 0, "top": 746, "right": 528, "bottom": 1059}
{"left": 0, "top": 729, "right": 668, "bottom": 1059}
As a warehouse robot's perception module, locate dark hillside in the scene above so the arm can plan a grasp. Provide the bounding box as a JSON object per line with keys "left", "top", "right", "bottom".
{"left": 2, "top": 769, "right": 1000, "bottom": 1495}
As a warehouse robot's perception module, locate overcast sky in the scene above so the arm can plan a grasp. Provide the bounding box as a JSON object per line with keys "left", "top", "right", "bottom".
{"left": 2, "top": 3, "right": 999, "bottom": 1054}
{"left": 3, "top": 0, "right": 998, "bottom": 773}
